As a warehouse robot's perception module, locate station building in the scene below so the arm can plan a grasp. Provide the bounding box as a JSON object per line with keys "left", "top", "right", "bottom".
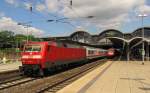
{"left": 42, "top": 27, "right": 150, "bottom": 61}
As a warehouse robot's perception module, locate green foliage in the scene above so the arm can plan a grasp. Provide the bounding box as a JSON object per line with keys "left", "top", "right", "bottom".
{"left": 0, "top": 31, "right": 15, "bottom": 44}
{"left": 15, "top": 34, "right": 27, "bottom": 41}
{"left": 0, "top": 30, "right": 41, "bottom": 48}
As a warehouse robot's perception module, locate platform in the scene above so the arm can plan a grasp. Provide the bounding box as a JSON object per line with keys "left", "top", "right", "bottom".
{"left": 57, "top": 61, "right": 150, "bottom": 93}
{"left": 0, "top": 61, "right": 21, "bottom": 73}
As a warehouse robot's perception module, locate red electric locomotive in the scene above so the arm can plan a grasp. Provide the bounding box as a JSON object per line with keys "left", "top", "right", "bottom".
{"left": 20, "top": 41, "right": 116, "bottom": 76}
{"left": 107, "top": 48, "right": 118, "bottom": 58}
{"left": 20, "top": 41, "right": 86, "bottom": 76}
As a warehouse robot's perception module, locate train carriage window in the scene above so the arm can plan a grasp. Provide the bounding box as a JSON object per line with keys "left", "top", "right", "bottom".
{"left": 88, "top": 50, "right": 90, "bottom": 54}
{"left": 88, "top": 50, "right": 95, "bottom": 54}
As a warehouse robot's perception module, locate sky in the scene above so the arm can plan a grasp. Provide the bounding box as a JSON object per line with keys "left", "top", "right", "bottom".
{"left": 0, "top": 0, "right": 150, "bottom": 37}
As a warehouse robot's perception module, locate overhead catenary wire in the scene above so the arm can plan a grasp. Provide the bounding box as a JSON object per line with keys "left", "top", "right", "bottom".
{"left": 12, "top": 1, "right": 55, "bottom": 25}
{"left": 13, "top": 0, "right": 84, "bottom": 29}
{"left": 27, "top": 0, "right": 87, "bottom": 28}
{"left": 21, "top": 0, "right": 59, "bottom": 20}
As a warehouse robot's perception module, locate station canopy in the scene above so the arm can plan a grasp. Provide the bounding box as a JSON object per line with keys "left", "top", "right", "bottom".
{"left": 42, "top": 27, "right": 150, "bottom": 48}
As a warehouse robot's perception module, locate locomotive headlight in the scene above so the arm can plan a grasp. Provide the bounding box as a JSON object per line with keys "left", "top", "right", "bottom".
{"left": 22, "top": 55, "right": 29, "bottom": 59}
{"left": 32, "top": 55, "right": 42, "bottom": 59}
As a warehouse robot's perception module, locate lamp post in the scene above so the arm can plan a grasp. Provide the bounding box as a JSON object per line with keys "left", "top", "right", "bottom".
{"left": 18, "top": 22, "right": 32, "bottom": 43}
{"left": 138, "top": 14, "right": 147, "bottom": 65}
{"left": 24, "top": 24, "right": 30, "bottom": 43}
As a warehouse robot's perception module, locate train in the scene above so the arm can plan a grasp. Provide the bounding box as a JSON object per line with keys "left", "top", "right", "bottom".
{"left": 20, "top": 41, "right": 115, "bottom": 76}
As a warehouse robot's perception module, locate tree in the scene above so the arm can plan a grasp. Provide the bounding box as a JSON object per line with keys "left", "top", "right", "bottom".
{"left": 0, "top": 31, "right": 15, "bottom": 48}
{"left": 0, "top": 30, "right": 42, "bottom": 48}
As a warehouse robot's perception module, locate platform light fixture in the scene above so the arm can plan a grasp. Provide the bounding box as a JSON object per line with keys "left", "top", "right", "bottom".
{"left": 138, "top": 13, "right": 147, "bottom": 65}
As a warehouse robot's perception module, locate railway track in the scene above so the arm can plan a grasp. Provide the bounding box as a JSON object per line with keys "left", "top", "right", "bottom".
{"left": 0, "top": 70, "right": 23, "bottom": 85}
{"left": 0, "top": 77, "right": 36, "bottom": 90}
{"left": 0, "top": 59, "right": 106, "bottom": 93}
{"left": 0, "top": 70, "right": 19, "bottom": 80}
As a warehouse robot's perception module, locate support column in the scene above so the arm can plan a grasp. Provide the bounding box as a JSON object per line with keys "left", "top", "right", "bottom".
{"left": 146, "top": 43, "right": 149, "bottom": 61}
{"left": 148, "top": 42, "right": 149, "bottom": 61}
{"left": 127, "top": 42, "right": 130, "bottom": 61}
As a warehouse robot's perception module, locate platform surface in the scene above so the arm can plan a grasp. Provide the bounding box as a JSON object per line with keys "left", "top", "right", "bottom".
{"left": 0, "top": 61, "right": 21, "bottom": 72}
{"left": 57, "top": 61, "right": 150, "bottom": 93}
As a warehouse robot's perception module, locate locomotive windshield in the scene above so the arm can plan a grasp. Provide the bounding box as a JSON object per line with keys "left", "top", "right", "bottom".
{"left": 24, "top": 45, "right": 41, "bottom": 52}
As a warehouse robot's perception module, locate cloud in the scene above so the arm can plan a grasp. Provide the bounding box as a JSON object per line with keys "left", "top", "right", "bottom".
{"left": 45, "top": 0, "right": 60, "bottom": 12}
{"left": 136, "top": 5, "right": 150, "bottom": 14}
{"left": 5, "top": 0, "right": 16, "bottom": 4}
{"left": 0, "top": 17, "right": 44, "bottom": 37}
{"left": 59, "top": 0, "right": 146, "bottom": 28}
{"left": 5, "top": 0, "right": 18, "bottom": 6}
{"left": 35, "top": 3, "right": 46, "bottom": 12}
{"left": 23, "top": 2, "right": 32, "bottom": 10}
{"left": 0, "top": 12, "right": 5, "bottom": 17}
{"left": 34, "top": 0, "right": 146, "bottom": 30}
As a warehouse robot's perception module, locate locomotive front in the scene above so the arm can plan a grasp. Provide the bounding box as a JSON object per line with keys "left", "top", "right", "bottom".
{"left": 107, "top": 48, "right": 115, "bottom": 57}
{"left": 20, "top": 42, "right": 46, "bottom": 76}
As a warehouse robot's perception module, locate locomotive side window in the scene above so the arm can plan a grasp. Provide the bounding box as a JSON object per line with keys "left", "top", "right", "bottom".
{"left": 25, "top": 45, "right": 41, "bottom": 52}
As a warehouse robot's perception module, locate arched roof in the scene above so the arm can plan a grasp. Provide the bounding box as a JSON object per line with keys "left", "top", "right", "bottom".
{"left": 133, "top": 27, "right": 150, "bottom": 33}
{"left": 70, "top": 31, "right": 91, "bottom": 37}
{"left": 132, "top": 27, "right": 150, "bottom": 38}
{"left": 70, "top": 31, "right": 92, "bottom": 43}
{"left": 107, "top": 37, "right": 128, "bottom": 43}
{"left": 99, "top": 29, "right": 123, "bottom": 36}
{"left": 106, "top": 37, "right": 128, "bottom": 48}
{"left": 129, "top": 37, "right": 143, "bottom": 48}
{"left": 129, "top": 37, "right": 150, "bottom": 49}
{"left": 129, "top": 37, "right": 143, "bottom": 42}
{"left": 98, "top": 29, "right": 123, "bottom": 41}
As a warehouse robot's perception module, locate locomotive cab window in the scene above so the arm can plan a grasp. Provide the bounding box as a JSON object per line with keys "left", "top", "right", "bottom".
{"left": 24, "top": 45, "right": 41, "bottom": 52}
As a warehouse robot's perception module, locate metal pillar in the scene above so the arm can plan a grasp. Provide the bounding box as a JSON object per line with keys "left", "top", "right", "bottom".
{"left": 142, "top": 36, "right": 145, "bottom": 65}
{"left": 146, "top": 43, "right": 149, "bottom": 61}
{"left": 27, "top": 25, "right": 29, "bottom": 43}
{"left": 127, "top": 43, "right": 130, "bottom": 61}
{"left": 148, "top": 42, "right": 149, "bottom": 61}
